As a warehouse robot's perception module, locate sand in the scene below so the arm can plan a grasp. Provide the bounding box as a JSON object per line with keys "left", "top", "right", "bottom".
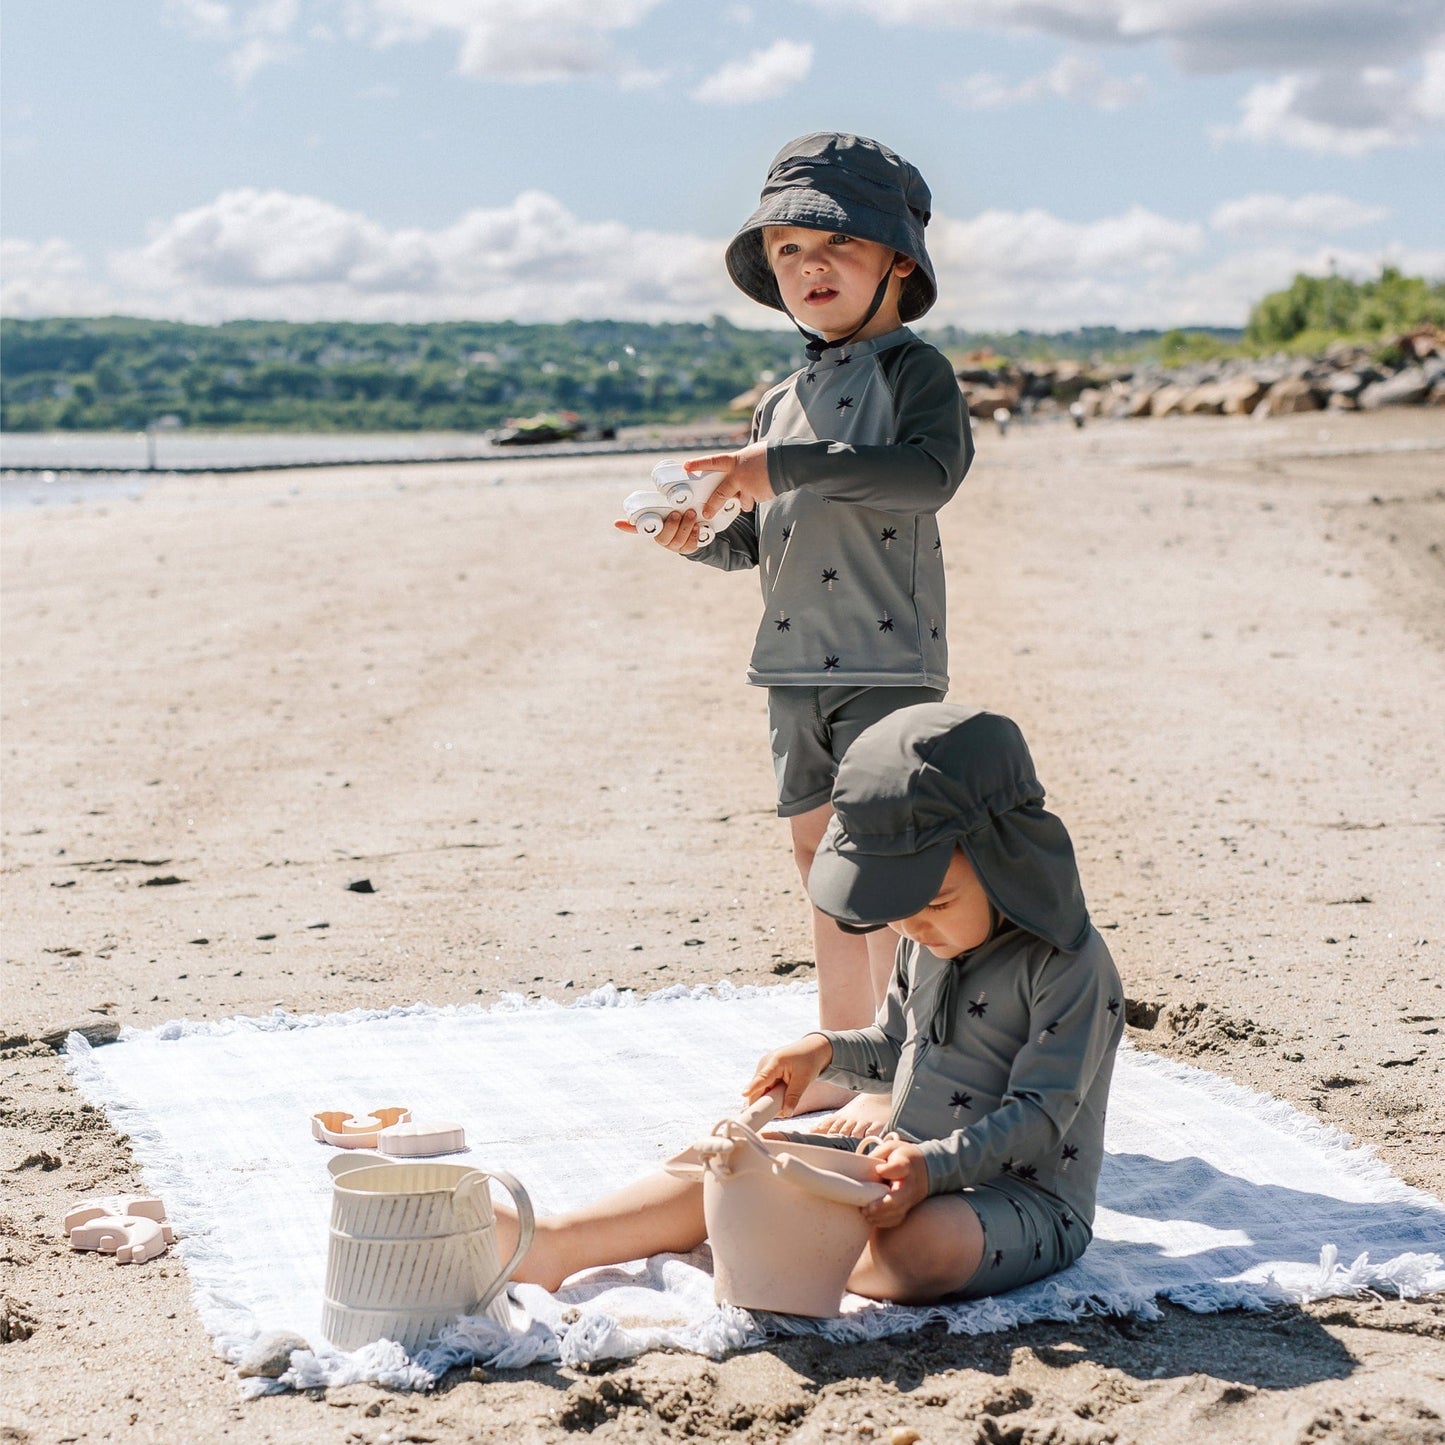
{"left": 2, "top": 409, "right": 1443, "bottom": 1444}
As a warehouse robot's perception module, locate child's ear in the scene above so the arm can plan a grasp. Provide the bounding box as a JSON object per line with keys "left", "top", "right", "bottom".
{"left": 892, "top": 252, "right": 917, "bottom": 278}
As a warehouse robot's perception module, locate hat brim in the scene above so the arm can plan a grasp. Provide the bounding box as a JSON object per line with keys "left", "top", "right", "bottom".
{"left": 807, "top": 833, "right": 956, "bottom": 929}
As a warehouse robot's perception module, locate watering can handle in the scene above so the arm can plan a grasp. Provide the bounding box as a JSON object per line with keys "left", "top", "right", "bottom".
{"left": 457, "top": 1169, "right": 536, "bottom": 1315}
{"left": 772, "top": 1151, "right": 889, "bottom": 1208}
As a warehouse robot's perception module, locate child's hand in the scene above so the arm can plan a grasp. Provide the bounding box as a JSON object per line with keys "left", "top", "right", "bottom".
{"left": 861, "top": 1139, "right": 930, "bottom": 1229}
{"left": 683, "top": 442, "right": 774, "bottom": 518}
{"left": 612, "top": 509, "right": 704, "bottom": 553}
{"left": 743, "top": 1032, "right": 833, "bottom": 1117}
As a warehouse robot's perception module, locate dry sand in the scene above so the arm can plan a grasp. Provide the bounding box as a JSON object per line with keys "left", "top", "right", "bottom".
{"left": 2, "top": 409, "right": 1443, "bottom": 1444}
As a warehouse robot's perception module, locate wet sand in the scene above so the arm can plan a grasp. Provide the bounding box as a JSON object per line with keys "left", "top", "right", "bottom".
{"left": 2, "top": 410, "right": 1443, "bottom": 1444}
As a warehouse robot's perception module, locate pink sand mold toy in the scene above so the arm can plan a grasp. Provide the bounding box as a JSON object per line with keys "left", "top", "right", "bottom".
{"left": 664, "top": 1089, "right": 888, "bottom": 1318}
{"left": 623, "top": 459, "right": 743, "bottom": 546}
{"left": 64, "top": 1194, "right": 175, "bottom": 1265}
{"left": 311, "top": 1107, "right": 411, "bottom": 1149}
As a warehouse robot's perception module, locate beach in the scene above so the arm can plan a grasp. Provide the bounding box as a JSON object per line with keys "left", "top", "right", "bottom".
{"left": 2, "top": 409, "right": 1443, "bottom": 1443}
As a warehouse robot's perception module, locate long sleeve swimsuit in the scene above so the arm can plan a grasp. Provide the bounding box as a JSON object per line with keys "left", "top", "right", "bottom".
{"left": 819, "top": 923, "right": 1124, "bottom": 1236}
{"left": 689, "top": 326, "right": 973, "bottom": 688}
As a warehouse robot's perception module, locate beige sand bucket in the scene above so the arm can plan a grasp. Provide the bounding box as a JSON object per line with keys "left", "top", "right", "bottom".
{"left": 664, "top": 1092, "right": 888, "bottom": 1318}
{"left": 321, "top": 1155, "right": 534, "bottom": 1353}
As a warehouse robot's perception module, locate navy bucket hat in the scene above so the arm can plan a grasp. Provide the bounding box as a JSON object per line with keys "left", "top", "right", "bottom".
{"left": 806, "top": 704, "right": 1091, "bottom": 954}
{"left": 726, "top": 132, "right": 938, "bottom": 324}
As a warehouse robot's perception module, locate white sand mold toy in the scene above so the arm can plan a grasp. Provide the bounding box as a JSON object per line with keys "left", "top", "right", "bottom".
{"left": 64, "top": 1194, "right": 175, "bottom": 1265}
{"left": 623, "top": 459, "right": 743, "bottom": 546}
{"left": 664, "top": 1089, "right": 889, "bottom": 1318}
{"left": 322, "top": 1154, "right": 534, "bottom": 1353}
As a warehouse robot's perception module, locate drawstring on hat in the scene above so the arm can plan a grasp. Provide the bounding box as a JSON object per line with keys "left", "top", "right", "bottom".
{"left": 795, "top": 268, "right": 895, "bottom": 366}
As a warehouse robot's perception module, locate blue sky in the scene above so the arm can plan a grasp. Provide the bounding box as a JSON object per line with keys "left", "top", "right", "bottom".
{"left": 3, "top": 1, "right": 1443, "bottom": 330}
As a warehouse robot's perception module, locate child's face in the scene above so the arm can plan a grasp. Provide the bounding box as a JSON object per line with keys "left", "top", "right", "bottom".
{"left": 887, "top": 848, "right": 995, "bottom": 957}
{"left": 763, "top": 225, "right": 915, "bottom": 342}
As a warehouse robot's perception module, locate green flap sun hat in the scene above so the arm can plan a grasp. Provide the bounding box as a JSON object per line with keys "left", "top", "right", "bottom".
{"left": 726, "top": 132, "right": 938, "bottom": 352}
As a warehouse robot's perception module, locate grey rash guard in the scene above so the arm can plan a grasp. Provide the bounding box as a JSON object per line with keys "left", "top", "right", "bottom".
{"left": 818, "top": 924, "right": 1124, "bottom": 1232}
{"left": 689, "top": 327, "right": 972, "bottom": 688}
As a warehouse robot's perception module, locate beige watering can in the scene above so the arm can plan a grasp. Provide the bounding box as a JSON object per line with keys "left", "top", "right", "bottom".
{"left": 321, "top": 1154, "right": 534, "bottom": 1353}
{"left": 665, "top": 1089, "right": 889, "bottom": 1318}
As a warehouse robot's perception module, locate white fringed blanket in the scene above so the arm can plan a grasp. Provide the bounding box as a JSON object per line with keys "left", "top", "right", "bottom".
{"left": 65, "top": 983, "right": 1445, "bottom": 1395}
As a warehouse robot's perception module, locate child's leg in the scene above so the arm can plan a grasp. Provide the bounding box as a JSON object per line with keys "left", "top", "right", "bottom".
{"left": 846, "top": 1194, "right": 986, "bottom": 1304}
{"left": 788, "top": 801, "right": 879, "bottom": 1114}
{"left": 493, "top": 1172, "right": 706, "bottom": 1293}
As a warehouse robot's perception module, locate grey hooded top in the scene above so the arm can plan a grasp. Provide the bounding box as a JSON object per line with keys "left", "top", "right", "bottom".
{"left": 819, "top": 925, "right": 1123, "bottom": 1230}
{"left": 688, "top": 326, "right": 972, "bottom": 688}
{"left": 808, "top": 703, "right": 1123, "bottom": 1229}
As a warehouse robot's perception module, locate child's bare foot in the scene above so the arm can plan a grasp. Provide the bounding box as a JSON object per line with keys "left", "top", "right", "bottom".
{"left": 812, "top": 1092, "right": 892, "bottom": 1137}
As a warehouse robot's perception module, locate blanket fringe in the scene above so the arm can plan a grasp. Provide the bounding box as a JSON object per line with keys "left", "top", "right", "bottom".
{"left": 82, "top": 978, "right": 821, "bottom": 1045}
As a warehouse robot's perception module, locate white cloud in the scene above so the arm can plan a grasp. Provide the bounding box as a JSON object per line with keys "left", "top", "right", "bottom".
{"left": 168, "top": 0, "right": 668, "bottom": 85}
{"left": 1210, "top": 193, "right": 1390, "bottom": 241}
{"left": 1211, "top": 70, "right": 1433, "bottom": 156}
{"left": 948, "top": 53, "right": 1147, "bottom": 110}
{"left": 692, "top": 39, "right": 813, "bottom": 104}
{"left": 825, "top": 0, "right": 1445, "bottom": 154}
{"left": 167, "top": 0, "right": 300, "bottom": 84}
{"left": 344, "top": 0, "right": 666, "bottom": 82}
{"left": 5, "top": 189, "right": 1441, "bottom": 332}
{"left": 8, "top": 188, "right": 733, "bottom": 325}
{"left": 0, "top": 239, "right": 118, "bottom": 317}
{"left": 815, "top": 1, "right": 1445, "bottom": 74}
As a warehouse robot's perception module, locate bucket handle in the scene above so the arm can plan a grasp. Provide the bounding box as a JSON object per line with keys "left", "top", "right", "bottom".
{"left": 734, "top": 1085, "right": 784, "bottom": 1134}
{"left": 771, "top": 1151, "right": 889, "bottom": 1208}
{"left": 455, "top": 1169, "right": 535, "bottom": 1315}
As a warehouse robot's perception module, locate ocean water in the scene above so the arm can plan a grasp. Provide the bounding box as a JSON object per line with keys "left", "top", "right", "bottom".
{"left": 0, "top": 430, "right": 503, "bottom": 472}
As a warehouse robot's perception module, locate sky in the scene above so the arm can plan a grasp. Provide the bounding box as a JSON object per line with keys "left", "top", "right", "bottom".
{"left": 2, "top": 0, "right": 1443, "bottom": 333}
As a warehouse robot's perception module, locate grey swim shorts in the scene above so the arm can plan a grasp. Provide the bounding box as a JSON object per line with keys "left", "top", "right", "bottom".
{"left": 767, "top": 684, "right": 945, "bottom": 817}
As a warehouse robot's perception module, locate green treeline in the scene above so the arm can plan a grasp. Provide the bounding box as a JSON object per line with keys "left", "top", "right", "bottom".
{"left": 0, "top": 314, "right": 1236, "bottom": 433}
{"left": 1245, "top": 266, "right": 1445, "bottom": 351}
{"left": 0, "top": 316, "right": 803, "bottom": 433}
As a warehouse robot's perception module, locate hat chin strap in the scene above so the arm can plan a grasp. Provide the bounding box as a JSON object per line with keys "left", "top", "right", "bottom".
{"left": 793, "top": 269, "right": 894, "bottom": 364}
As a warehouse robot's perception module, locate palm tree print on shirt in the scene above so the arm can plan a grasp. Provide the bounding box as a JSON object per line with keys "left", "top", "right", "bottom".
{"left": 880, "top": 526, "right": 896, "bottom": 550}
{"left": 930, "top": 620, "right": 940, "bottom": 640}
{"left": 823, "top": 655, "right": 840, "bottom": 671}
{"left": 878, "top": 616, "right": 894, "bottom": 633}
{"left": 1061, "top": 1144, "right": 1079, "bottom": 1171}
{"left": 950, "top": 1091, "right": 972, "bottom": 1117}
{"left": 821, "top": 568, "right": 838, "bottom": 590}
{"left": 835, "top": 395, "right": 855, "bottom": 412}
{"left": 775, "top": 614, "right": 791, "bottom": 632}
{"left": 967, "top": 993, "right": 988, "bottom": 1018}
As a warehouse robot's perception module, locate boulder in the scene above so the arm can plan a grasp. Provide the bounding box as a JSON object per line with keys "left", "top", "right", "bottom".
{"left": 1220, "top": 376, "right": 1268, "bottom": 415}
{"left": 1359, "top": 366, "right": 1431, "bottom": 409}
{"left": 1326, "top": 392, "right": 1359, "bottom": 411}
{"left": 1179, "top": 383, "right": 1228, "bottom": 415}
{"left": 1323, "top": 369, "right": 1368, "bottom": 398}
{"left": 1258, "top": 377, "right": 1323, "bottom": 415}
{"left": 962, "top": 384, "right": 1020, "bottom": 418}
{"left": 1125, "top": 388, "right": 1156, "bottom": 418}
{"left": 1429, "top": 379, "right": 1445, "bottom": 407}
{"left": 1149, "top": 384, "right": 1191, "bottom": 417}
